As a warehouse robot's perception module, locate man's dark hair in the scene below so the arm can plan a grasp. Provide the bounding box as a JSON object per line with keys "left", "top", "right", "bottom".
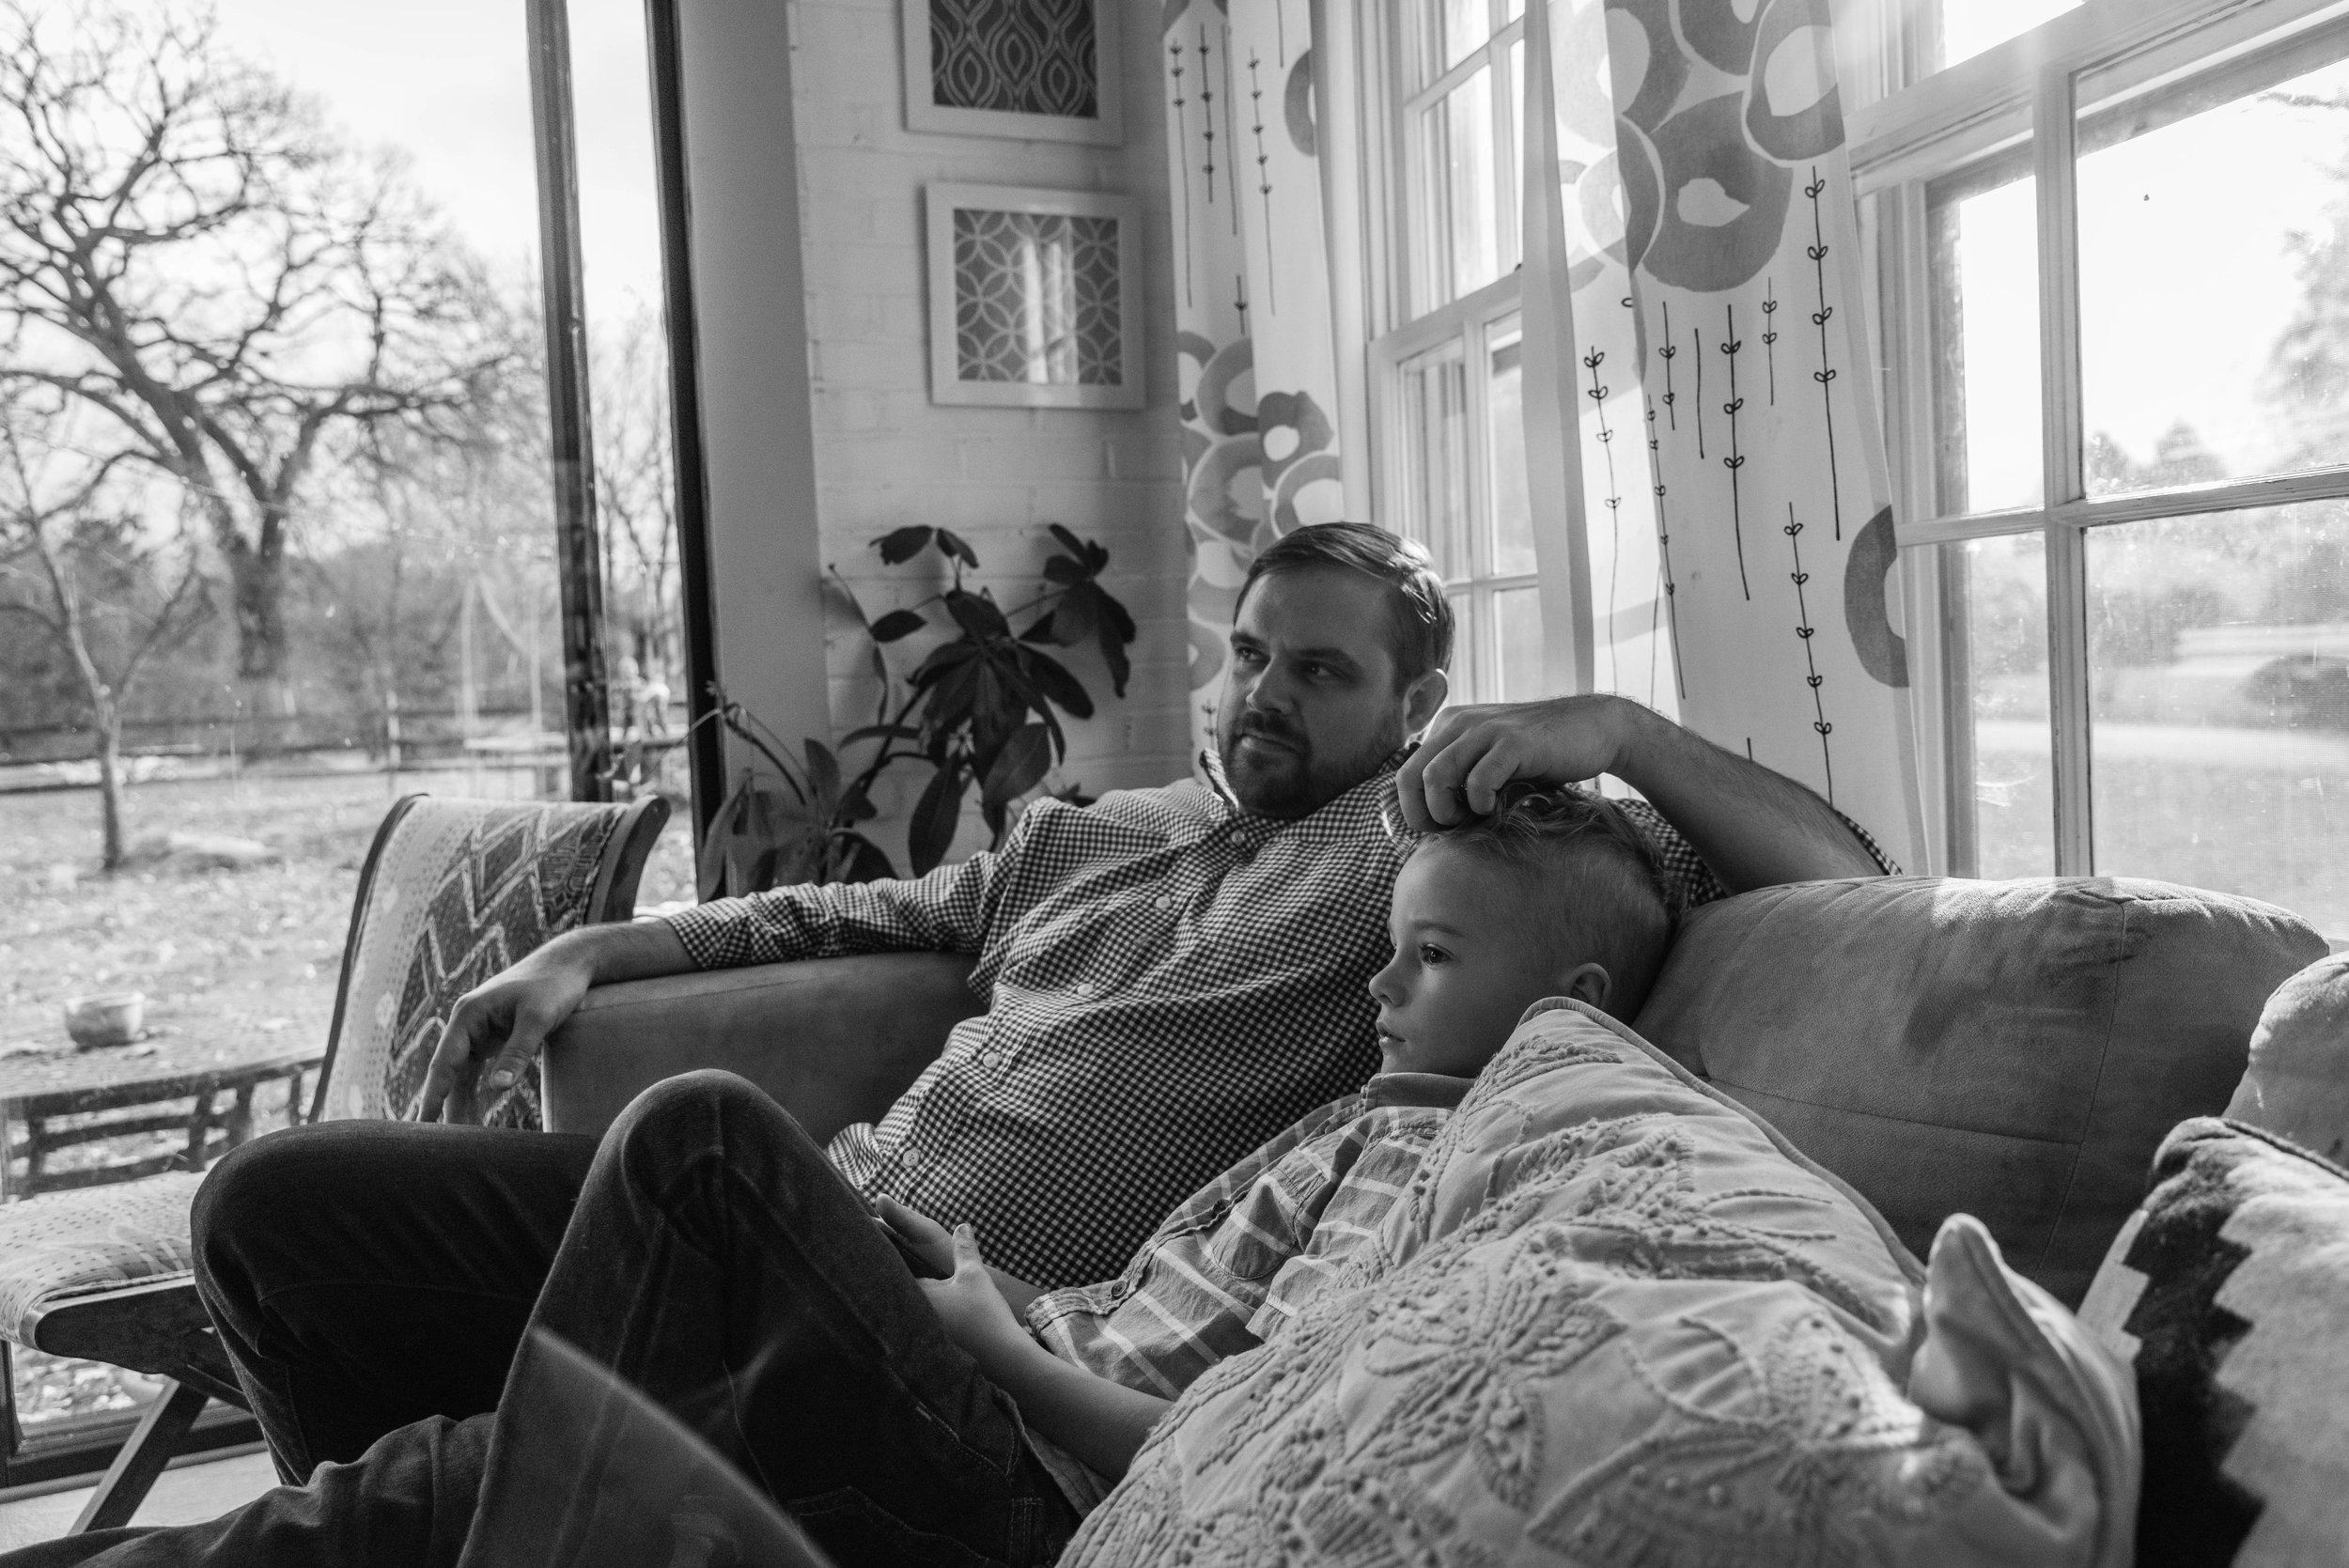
{"left": 1236, "top": 521, "right": 1454, "bottom": 687}
{"left": 1433, "top": 786, "right": 1676, "bottom": 1020}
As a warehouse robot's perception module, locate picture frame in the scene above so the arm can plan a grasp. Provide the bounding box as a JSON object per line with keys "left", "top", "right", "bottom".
{"left": 926, "top": 182, "right": 1144, "bottom": 411}
{"left": 899, "top": 0, "right": 1123, "bottom": 147}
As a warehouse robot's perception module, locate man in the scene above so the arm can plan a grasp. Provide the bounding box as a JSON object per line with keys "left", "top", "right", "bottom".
{"left": 190, "top": 522, "right": 1891, "bottom": 1485}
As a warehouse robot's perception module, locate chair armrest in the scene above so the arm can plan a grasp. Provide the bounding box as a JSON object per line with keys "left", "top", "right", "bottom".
{"left": 540, "top": 953, "right": 983, "bottom": 1142}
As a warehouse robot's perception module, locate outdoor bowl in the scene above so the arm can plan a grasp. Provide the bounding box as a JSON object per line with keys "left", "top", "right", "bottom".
{"left": 64, "top": 992, "right": 146, "bottom": 1049}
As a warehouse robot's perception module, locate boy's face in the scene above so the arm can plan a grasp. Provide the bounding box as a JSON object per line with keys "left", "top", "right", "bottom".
{"left": 1367, "top": 841, "right": 1609, "bottom": 1078}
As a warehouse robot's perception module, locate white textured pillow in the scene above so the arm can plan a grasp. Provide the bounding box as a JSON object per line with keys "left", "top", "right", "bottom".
{"left": 1061, "top": 1001, "right": 2138, "bottom": 1567}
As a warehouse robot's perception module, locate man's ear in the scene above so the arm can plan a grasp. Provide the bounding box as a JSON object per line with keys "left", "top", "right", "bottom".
{"left": 1402, "top": 667, "right": 1449, "bottom": 736}
{"left": 1554, "top": 961, "right": 1610, "bottom": 1013}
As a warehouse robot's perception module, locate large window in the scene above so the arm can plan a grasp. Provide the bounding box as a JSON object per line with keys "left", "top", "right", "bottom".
{"left": 1862, "top": 0, "right": 2349, "bottom": 929}
{"left": 1370, "top": 0, "right": 1542, "bottom": 705}
{"left": 0, "top": 0, "right": 684, "bottom": 1477}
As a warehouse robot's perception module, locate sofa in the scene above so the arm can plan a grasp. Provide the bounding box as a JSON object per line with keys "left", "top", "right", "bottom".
{"left": 539, "top": 875, "right": 2347, "bottom": 1563}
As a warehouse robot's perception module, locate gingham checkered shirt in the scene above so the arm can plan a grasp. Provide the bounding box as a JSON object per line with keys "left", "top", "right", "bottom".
{"left": 664, "top": 750, "right": 1890, "bottom": 1287}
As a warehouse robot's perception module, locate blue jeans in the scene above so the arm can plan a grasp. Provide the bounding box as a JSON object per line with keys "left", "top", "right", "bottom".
{"left": 8, "top": 1073, "right": 1078, "bottom": 1568}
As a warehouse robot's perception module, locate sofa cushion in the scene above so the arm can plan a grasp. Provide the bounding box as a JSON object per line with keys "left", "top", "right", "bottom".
{"left": 2076, "top": 1118, "right": 2349, "bottom": 1567}
{"left": 1632, "top": 877, "right": 2324, "bottom": 1306}
{"left": 2225, "top": 951, "right": 2349, "bottom": 1162}
{"left": 1062, "top": 1001, "right": 2139, "bottom": 1568}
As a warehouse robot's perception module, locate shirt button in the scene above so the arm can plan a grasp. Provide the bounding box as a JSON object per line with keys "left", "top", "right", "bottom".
{"left": 1155, "top": 895, "right": 1173, "bottom": 910}
{"left": 1227, "top": 829, "right": 1247, "bottom": 846}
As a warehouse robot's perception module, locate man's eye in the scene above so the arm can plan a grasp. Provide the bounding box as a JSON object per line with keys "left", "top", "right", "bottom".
{"left": 1233, "top": 644, "right": 1267, "bottom": 666}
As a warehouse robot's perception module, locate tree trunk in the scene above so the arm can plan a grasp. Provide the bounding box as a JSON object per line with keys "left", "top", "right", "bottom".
{"left": 93, "top": 695, "right": 128, "bottom": 872}
{"left": 230, "top": 543, "right": 288, "bottom": 683}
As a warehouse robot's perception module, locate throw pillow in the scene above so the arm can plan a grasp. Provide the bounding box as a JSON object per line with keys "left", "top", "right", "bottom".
{"left": 2077, "top": 1117, "right": 2349, "bottom": 1566}
{"left": 1063, "top": 1001, "right": 2139, "bottom": 1568}
{"left": 2224, "top": 952, "right": 2349, "bottom": 1163}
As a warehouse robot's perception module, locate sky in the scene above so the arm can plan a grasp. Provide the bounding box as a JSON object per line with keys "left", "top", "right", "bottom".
{"left": 205, "top": 0, "right": 664, "bottom": 326}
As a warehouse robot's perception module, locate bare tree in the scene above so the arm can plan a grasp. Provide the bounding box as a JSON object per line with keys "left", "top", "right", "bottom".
{"left": 0, "top": 1, "right": 506, "bottom": 708}
{"left": 0, "top": 386, "right": 210, "bottom": 866}
{"left": 595, "top": 305, "right": 678, "bottom": 684}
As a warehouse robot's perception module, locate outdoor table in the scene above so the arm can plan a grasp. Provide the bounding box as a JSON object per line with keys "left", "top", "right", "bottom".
{"left": 0, "top": 1040, "right": 322, "bottom": 1201}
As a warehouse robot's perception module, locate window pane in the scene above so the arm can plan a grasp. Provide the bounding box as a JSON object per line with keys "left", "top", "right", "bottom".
{"left": 1447, "top": 590, "right": 1477, "bottom": 699}
{"left": 2079, "top": 51, "right": 2349, "bottom": 495}
{"left": 2088, "top": 503, "right": 2349, "bottom": 935}
{"left": 1494, "top": 585, "right": 1546, "bottom": 702}
{"left": 1421, "top": 0, "right": 1490, "bottom": 83}
{"left": 1927, "top": 171, "right": 2041, "bottom": 514}
{"left": 1486, "top": 323, "right": 1534, "bottom": 576}
{"left": 1507, "top": 38, "right": 1524, "bottom": 270}
{"left": 1928, "top": 0, "right": 2080, "bottom": 72}
{"left": 1957, "top": 534, "right": 2055, "bottom": 877}
{"left": 1418, "top": 67, "right": 1501, "bottom": 311}
{"left": 1400, "top": 346, "right": 1471, "bottom": 580}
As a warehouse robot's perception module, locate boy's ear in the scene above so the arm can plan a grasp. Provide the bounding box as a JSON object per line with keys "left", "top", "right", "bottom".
{"left": 1555, "top": 961, "right": 1610, "bottom": 1012}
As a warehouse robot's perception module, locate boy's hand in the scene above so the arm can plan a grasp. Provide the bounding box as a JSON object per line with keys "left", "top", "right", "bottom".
{"left": 917, "top": 1224, "right": 1031, "bottom": 1366}
{"left": 874, "top": 1196, "right": 957, "bottom": 1278}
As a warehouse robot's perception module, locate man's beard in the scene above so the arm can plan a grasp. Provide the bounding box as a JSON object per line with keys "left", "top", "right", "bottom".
{"left": 1219, "top": 708, "right": 1404, "bottom": 818}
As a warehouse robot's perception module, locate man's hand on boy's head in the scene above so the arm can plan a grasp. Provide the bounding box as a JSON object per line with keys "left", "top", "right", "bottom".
{"left": 1399, "top": 695, "right": 1639, "bottom": 832}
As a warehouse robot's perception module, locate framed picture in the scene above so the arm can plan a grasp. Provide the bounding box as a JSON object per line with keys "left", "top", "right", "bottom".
{"left": 926, "top": 182, "right": 1144, "bottom": 411}
{"left": 900, "top": 0, "right": 1123, "bottom": 147}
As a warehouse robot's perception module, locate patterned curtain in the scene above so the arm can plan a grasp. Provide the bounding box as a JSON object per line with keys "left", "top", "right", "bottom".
{"left": 1525, "top": 0, "right": 1925, "bottom": 867}
{"left": 1159, "top": 0, "right": 1924, "bottom": 867}
{"left": 1161, "top": 0, "right": 1347, "bottom": 756}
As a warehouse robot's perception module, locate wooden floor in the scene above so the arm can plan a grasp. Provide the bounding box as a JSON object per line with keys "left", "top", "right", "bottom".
{"left": 0, "top": 1448, "right": 278, "bottom": 1550}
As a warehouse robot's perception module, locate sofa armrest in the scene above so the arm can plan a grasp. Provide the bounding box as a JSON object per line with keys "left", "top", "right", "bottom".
{"left": 540, "top": 952, "right": 983, "bottom": 1142}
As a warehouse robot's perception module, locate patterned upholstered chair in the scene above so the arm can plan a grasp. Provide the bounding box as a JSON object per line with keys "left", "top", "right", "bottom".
{"left": 0, "top": 793, "right": 669, "bottom": 1530}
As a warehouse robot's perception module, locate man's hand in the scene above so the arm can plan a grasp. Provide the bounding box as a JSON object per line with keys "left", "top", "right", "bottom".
{"left": 1397, "top": 694, "right": 1636, "bottom": 832}
{"left": 916, "top": 1224, "right": 1032, "bottom": 1367}
{"left": 417, "top": 920, "right": 696, "bottom": 1125}
{"left": 416, "top": 945, "right": 598, "bottom": 1123}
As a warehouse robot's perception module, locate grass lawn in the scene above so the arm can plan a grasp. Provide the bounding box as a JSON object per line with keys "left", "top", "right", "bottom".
{"left": 0, "top": 769, "right": 692, "bottom": 1436}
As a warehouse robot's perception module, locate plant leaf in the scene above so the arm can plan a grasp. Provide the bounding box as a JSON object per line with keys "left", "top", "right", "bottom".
{"left": 981, "top": 722, "right": 1052, "bottom": 809}
{"left": 934, "top": 528, "right": 981, "bottom": 569}
{"left": 943, "top": 588, "right": 1009, "bottom": 642}
{"left": 695, "top": 772, "right": 751, "bottom": 900}
{"left": 1050, "top": 581, "right": 1098, "bottom": 645}
{"left": 1047, "top": 522, "right": 1087, "bottom": 562}
{"left": 1020, "top": 612, "right": 1058, "bottom": 644}
{"left": 910, "top": 765, "right": 966, "bottom": 876}
{"left": 802, "top": 739, "right": 841, "bottom": 808}
{"left": 841, "top": 722, "right": 922, "bottom": 747}
{"left": 830, "top": 832, "right": 898, "bottom": 884}
{"left": 869, "top": 609, "right": 927, "bottom": 643}
{"left": 877, "top": 525, "right": 935, "bottom": 565}
{"left": 1022, "top": 646, "right": 1095, "bottom": 720}
{"left": 1041, "top": 555, "right": 1083, "bottom": 585}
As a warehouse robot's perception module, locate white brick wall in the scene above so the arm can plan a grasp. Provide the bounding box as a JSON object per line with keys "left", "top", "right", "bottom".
{"left": 787, "top": 0, "right": 1191, "bottom": 868}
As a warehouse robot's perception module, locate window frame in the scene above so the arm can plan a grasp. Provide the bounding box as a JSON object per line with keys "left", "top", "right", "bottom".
{"left": 1858, "top": 0, "right": 2349, "bottom": 876}
{"left": 1366, "top": 0, "right": 1548, "bottom": 706}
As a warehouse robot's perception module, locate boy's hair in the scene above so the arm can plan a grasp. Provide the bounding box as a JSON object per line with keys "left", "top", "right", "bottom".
{"left": 1237, "top": 522, "right": 1453, "bottom": 688}
{"left": 1428, "top": 786, "right": 1676, "bottom": 1018}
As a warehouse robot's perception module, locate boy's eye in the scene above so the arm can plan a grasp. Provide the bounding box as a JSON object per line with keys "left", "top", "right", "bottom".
{"left": 1418, "top": 943, "right": 1450, "bottom": 965}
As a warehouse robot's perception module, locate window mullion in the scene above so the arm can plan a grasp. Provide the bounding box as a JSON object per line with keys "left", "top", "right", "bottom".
{"left": 2033, "top": 63, "right": 2094, "bottom": 877}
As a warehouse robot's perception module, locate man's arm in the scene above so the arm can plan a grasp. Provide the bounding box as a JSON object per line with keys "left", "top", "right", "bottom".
{"left": 1395, "top": 694, "right": 1885, "bottom": 892}
{"left": 421, "top": 818, "right": 1034, "bottom": 1123}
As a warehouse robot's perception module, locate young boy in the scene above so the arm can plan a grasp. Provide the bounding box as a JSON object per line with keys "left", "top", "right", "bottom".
{"left": 8, "top": 790, "right": 1672, "bottom": 1568}
{"left": 881, "top": 784, "right": 1676, "bottom": 1517}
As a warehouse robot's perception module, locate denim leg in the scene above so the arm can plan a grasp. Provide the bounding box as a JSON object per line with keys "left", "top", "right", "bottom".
{"left": 194, "top": 1121, "right": 597, "bottom": 1481}
{"left": 474, "top": 1070, "right": 1079, "bottom": 1568}
{"left": 0, "top": 1415, "right": 490, "bottom": 1568}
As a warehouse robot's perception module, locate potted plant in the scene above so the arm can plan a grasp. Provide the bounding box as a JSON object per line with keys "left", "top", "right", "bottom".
{"left": 696, "top": 522, "right": 1136, "bottom": 897}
